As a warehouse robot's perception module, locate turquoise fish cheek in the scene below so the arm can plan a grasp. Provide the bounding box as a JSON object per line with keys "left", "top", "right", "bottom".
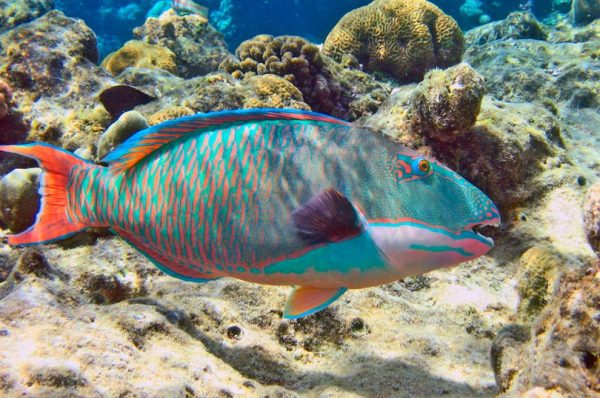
{"left": 262, "top": 234, "right": 388, "bottom": 286}
{"left": 369, "top": 223, "right": 493, "bottom": 277}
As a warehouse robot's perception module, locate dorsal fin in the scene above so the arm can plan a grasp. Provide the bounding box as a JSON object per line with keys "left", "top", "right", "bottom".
{"left": 103, "top": 108, "right": 351, "bottom": 173}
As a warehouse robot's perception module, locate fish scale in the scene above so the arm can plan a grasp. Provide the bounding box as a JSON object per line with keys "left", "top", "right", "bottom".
{"left": 0, "top": 108, "right": 500, "bottom": 318}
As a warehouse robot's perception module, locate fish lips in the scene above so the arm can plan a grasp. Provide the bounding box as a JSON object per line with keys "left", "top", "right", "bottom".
{"left": 465, "top": 217, "right": 501, "bottom": 247}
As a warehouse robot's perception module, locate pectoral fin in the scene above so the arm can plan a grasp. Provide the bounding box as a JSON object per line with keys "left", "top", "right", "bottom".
{"left": 283, "top": 286, "right": 347, "bottom": 319}
{"left": 291, "top": 189, "right": 362, "bottom": 245}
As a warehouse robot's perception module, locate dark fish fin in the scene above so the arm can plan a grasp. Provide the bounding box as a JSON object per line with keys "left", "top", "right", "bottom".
{"left": 112, "top": 228, "right": 219, "bottom": 283}
{"left": 291, "top": 189, "right": 362, "bottom": 245}
{"left": 99, "top": 85, "right": 155, "bottom": 121}
{"left": 103, "top": 108, "right": 351, "bottom": 174}
{"left": 283, "top": 286, "right": 347, "bottom": 319}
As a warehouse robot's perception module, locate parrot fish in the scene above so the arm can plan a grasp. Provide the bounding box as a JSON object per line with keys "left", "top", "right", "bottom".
{"left": 0, "top": 109, "right": 500, "bottom": 319}
{"left": 171, "top": 0, "right": 208, "bottom": 18}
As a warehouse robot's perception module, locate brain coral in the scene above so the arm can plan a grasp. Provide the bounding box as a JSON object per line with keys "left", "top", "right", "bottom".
{"left": 322, "top": 0, "right": 465, "bottom": 82}
{"left": 101, "top": 40, "right": 177, "bottom": 76}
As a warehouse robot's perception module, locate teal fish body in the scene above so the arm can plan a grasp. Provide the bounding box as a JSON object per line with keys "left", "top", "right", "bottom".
{"left": 0, "top": 109, "right": 499, "bottom": 319}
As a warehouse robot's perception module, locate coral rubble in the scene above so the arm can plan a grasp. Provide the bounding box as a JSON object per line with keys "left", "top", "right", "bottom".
{"left": 323, "top": 0, "right": 465, "bottom": 82}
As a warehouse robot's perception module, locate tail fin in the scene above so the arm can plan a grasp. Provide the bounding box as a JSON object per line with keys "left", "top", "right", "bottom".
{"left": 0, "top": 144, "right": 90, "bottom": 245}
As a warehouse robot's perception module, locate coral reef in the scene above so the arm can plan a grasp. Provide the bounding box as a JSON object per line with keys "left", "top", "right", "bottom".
{"left": 220, "top": 34, "right": 392, "bottom": 120}
{"left": 584, "top": 182, "right": 600, "bottom": 255}
{"left": 516, "top": 246, "right": 566, "bottom": 321}
{"left": 0, "top": 168, "right": 40, "bottom": 233}
{"left": 322, "top": 0, "right": 464, "bottom": 82}
{"left": 96, "top": 111, "right": 149, "bottom": 160}
{"left": 409, "top": 63, "right": 485, "bottom": 142}
{"left": 133, "top": 9, "right": 230, "bottom": 78}
{"left": 572, "top": 0, "right": 600, "bottom": 25}
{"left": 0, "top": 79, "right": 12, "bottom": 120}
{"left": 495, "top": 261, "right": 600, "bottom": 396}
{"left": 466, "top": 11, "right": 548, "bottom": 45}
{"left": 101, "top": 40, "right": 178, "bottom": 77}
{"left": 0, "top": 11, "right": 115, "bottom": 150}
{"left": 0, "top": 0, "right": 54, "bottom": 34}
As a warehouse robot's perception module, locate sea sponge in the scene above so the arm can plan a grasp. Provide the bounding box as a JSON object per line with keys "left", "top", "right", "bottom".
{"left": 516, "top": 246, "right": 565, "bottom": 321}
{"left": 0, "top": 79, "right": 12, "bottom": 119}
{"left": 101, "top": 40, "right": 177, "bottom": 77}
{"left": 148, "top": 106, "right": 195, "bottom": 126}
{"left": 584, "top": 182, "right": 600, "bottom": 255}
{"left": 322, "top": 0, "right": 464, "bottom": 82}
{"left": 242, "top": 74, "right": 310, "bottom": 110}
{"left": 220, "top": 35, "right": 345, "bottom": 117}
{"left": 410, "top": 63, "right": 485, "bottom": 141}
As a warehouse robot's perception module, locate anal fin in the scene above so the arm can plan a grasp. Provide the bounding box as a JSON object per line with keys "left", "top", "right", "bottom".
{"left": 283, "top": 286, "right": 347, "bottom": 319}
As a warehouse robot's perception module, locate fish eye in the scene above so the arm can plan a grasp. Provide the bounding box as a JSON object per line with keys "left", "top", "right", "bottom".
{"left": 412, "top": 158, "right": 432, "bottom": 176}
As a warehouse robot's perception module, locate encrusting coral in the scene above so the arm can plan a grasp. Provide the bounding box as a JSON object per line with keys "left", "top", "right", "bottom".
{"left": 0, "top": 78, "right": 12, "bottom": 119}
{"left": 322, "top": 0, "right": 465, "bottom": 82}
{"left": 101, "top": 40, "right": 178, "bottom": 77}
{"left": 148, "top": 106, "right": 195, "bottom": 126}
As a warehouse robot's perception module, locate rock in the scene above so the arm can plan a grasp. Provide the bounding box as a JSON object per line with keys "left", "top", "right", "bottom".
{"left": 465, "top": 11, "right": 548, "bottom": 45}
{"left": 96, "top": 111, "right": 149, "bottom": 160}
{"left": 584, "top": 182, "right": 600, "bottom": 255}
{"left": 0, "top": 11, "right": 115, "bottom": 150}
{"left": 497, "top": 262, "right": 600, "bottom": 397}
{"left": 0, "top": 168, "right": 40, "bottom": 233}
{"left": 572, "top": 0, "right": 600, "bottom": 25}
{"left": 409, "top": 63, "right": 485, "bottom": 142}
{"left": 98, "top": 85, "right": 156, "bottom": 120}
{"left": 465, "top": 20, "right": 599, "bottom": 106}
{"left": 133, "top": 9, "right": 230, "bottom": 78}
{"left": 0, "top": 0, "right": 54, "bottom": 34}
{"left": 516, "top": 246, "right": 566, "bottom": 321}
{"left": 0, "top": 79, "right": 12, "bottom": 120}
{"left": 241, "top": 74, "right": 311, "bottom": 111}
{"left": 101, "top": 40, "right": 178, "bottom": 77}
{"left": 323, "top": 0, "right": 464, "bottom": 82}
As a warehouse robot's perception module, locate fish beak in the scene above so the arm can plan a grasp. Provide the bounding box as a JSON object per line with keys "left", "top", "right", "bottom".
{"left": 470, "top": 216, "right": 501, "bottom": 246}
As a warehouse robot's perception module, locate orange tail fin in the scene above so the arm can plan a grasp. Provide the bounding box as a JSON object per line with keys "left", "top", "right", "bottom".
{"left": 0, "top": 144, "right": 90, "bottom": 245}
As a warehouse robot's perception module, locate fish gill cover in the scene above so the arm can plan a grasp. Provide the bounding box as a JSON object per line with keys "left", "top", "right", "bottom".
{"left": 0, "top": 0, "right": 598, "bottom": 397}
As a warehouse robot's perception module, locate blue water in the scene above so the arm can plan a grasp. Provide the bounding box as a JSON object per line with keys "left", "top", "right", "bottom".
{"left": 54, "top": 0, "right": 570, "bottom": 59}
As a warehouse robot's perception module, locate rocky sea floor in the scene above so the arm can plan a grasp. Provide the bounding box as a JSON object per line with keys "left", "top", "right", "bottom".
{"left": 0, "top": 3, "right": 599, "bottom": 398}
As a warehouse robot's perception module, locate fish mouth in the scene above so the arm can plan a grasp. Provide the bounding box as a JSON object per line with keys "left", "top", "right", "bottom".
{"left": 468, "top": 219, "right": 501, "bottom": 246}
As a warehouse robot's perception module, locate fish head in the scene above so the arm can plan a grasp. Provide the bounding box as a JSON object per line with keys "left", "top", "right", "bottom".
{"left": 369, "top": 149, "right": 501, "bottom": 275}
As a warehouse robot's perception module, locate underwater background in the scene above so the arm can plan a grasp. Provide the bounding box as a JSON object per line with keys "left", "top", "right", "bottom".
{"left": 0, "top": 0, "right": 599, "bottom": 397}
